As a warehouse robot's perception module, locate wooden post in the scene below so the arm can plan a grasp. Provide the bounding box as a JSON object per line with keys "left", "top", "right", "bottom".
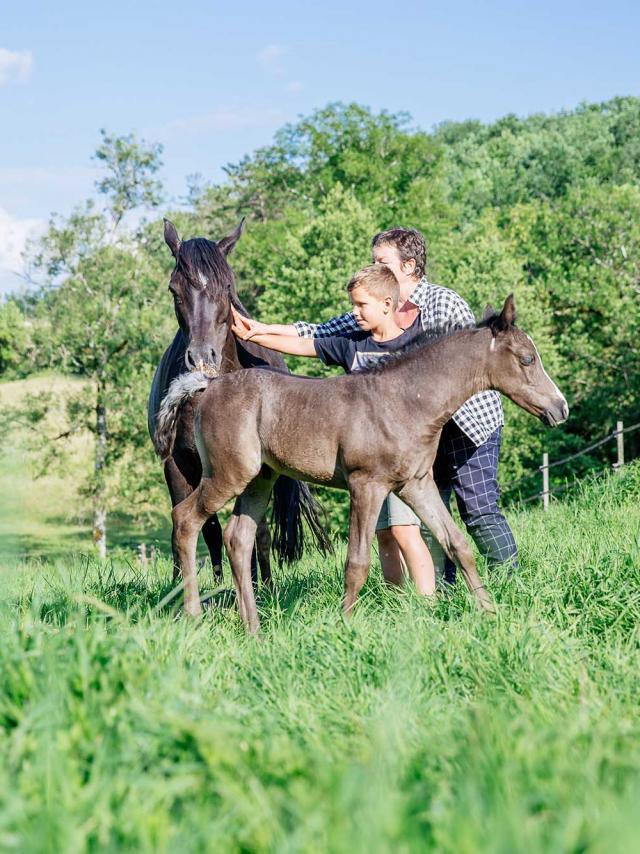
{"left": 542, "top": 452, "right": 549, "bottom": 510}
{"left": 615, "top": 420, "right": 624, "bottom": 471}
{"left": 139, "top": 542, "right": 148, "bottom": 568}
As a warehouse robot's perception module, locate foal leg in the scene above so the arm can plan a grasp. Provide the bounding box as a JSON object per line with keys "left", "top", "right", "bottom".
{"left": 164, "top": 456, "right": 223, "bottom": 584}
{"left": 343, "top": 478, "right": 389, "bottom": 615}
{"left": 398, "top": 476, "right": 494, "bottom": 611}
{"left": 173, "top": 477, "right": 242, "bottom": 617}
{"left": 224, "top": 474, "right": 277, "bottom": 634}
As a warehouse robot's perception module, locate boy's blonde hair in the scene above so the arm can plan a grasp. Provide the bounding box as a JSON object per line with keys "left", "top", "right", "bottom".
{"left": 347, "top": 264, "right": 399, "bottom": 310}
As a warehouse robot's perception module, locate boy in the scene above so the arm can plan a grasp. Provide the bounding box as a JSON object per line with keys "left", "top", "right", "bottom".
{"left": 231, "top": 263, "right": 436, "bottom": 596}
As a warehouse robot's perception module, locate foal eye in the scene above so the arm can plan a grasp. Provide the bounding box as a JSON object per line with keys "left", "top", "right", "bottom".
{"left": 520, "top": 354, "right": 534, "bottom": 366}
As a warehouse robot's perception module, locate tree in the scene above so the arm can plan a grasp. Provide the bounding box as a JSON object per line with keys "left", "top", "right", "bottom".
{"left": 24, "top": 132, "right": 169, "bottom": 557}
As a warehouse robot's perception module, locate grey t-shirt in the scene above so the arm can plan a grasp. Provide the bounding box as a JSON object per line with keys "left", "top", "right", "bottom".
{"left": 313, "top": 318, "right": 423, "bottom": 374}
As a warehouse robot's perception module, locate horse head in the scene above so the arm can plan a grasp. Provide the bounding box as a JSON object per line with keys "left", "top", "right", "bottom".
{"left": 164, "top": 218, "right": 244, "bottom": 375}
{"left": 482, "top": 295, "right": 569, "bottom": 427}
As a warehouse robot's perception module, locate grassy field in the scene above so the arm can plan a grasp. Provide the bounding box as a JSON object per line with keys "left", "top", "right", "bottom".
{"left": 1, "top": 408, "right": 639, "bottom": 853}
{"left": 2, "top": 377, "right": 640, "bottom": 851}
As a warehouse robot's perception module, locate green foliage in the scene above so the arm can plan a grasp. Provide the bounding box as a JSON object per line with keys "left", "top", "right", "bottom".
{"left": 6, "top": 96, "right": 640, "bottom": 544}
{"left": 254, "top": 184, "right": 376, "bottom": 376}
{"left": 93, "top": 128, "right": 164, "bottom": 227}
{"left": 0, "top": 300, "right": 31, "bottom": 378}
{"left": 0, "top": 465, "right": 639, "bottom": 849}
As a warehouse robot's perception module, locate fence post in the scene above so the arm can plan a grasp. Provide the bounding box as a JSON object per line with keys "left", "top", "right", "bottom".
{"left": 138, "top": 542, "right": 148, "bottom": 568}
{"left": 614, "top": 420, "right": 624, "bottom": 471}
{"left": 542, "top": 452, "right": 549, "bottom": 510}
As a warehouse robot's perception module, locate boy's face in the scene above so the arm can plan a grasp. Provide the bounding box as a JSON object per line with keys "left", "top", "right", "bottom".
{"left": 349, "top": 285, "right": 393, "bottom": 330}
{"left": 372, "top": 242, "right": 416, "bottom": 283}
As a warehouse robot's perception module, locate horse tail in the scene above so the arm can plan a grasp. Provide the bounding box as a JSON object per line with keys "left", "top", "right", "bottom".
{"left": 154, "top": 372, "right": 212, "bottom": 460}
{"left": 271, "top": 476, "right": 334, "bottom": 562}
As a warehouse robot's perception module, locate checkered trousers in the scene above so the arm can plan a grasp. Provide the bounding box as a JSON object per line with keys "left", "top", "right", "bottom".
{"left": 294, "top": 278, "right": 504, "bottom": 446}
{"left": 433, "top": 421, "right": 518, "bottom": 579}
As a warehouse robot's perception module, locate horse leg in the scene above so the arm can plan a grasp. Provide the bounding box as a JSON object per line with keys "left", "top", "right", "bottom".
{"left": 343, "top": 478, "right": 389, "bottom": 615}
{"left": 256, "top": 519, "right": 272, "bottom": 587}
{"left": 173, "top": 476, "right": 242, "bottom": 617}
{"left": 223, "top": 474, "right": 277, "bottom": 634}
{"left": 164, "top": 457, "right": 194, "bottom": 581}
{"left": 201, "top": 515, "right": 224, "bottom": 583}
{"left": 398, "top": 475, "right": 494, "bottom": 611}
{"left": 165, "top": 456, "right": 223, "bottom": 584}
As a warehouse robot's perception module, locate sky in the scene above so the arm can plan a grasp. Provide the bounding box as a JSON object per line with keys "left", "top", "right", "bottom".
{"left": 1, "top": 0, "right": 639, "bottom": 293}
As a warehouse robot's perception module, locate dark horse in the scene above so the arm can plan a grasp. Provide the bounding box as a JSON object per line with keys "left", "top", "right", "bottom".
{"left": 148, "top": 218, "right": 330, "bottom": 586}
{"left": 159, "top": 294, "right": 569, "bottom": 632}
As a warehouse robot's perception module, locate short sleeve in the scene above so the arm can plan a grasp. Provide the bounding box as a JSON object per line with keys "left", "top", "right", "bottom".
{"left": 313, "top": 336, "right": 353, "bottom": 371}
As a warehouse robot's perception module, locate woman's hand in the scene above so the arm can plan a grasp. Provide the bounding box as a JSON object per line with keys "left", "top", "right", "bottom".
{"left": 231, "top": 306, "right": 268, "bottom": 340}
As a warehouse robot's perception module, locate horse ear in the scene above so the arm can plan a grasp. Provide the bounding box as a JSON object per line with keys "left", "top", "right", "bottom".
{"left": 487, "top": 294, "right": 516, "bottom": 336}
{"left": 494, "top": 293, "right": 517, "bottom": 332}
{"left": 217, "top": 218, "right": 245, "bottom": 257}
{"left": 483, "top": 303, "right": 496, "bottom": 323}
{"left": 164, "top": 219, "right": 181, "bottom": 259}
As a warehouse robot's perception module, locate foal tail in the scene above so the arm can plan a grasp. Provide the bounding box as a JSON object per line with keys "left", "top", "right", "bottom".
{"left": 154, "top": 371, "right": 212, "bottom": 460}
{"left": 271, "top": 477, "right": 333, "bottom": 562}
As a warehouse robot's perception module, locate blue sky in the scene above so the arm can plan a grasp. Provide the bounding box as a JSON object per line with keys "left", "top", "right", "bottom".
{"left": 1, "top": 0, "right": 639, "bottom": 292}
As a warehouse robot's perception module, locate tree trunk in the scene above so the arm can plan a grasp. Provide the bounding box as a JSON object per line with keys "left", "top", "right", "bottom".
{"left": 93, "top": 383, "right": 107, "bottom": 559}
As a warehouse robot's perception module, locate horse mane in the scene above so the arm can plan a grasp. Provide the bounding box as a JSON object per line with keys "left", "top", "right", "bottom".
{"left": 176, "top": 237, "right": 237, "bottom": 298}
{"left": 360, "top": 315, "right": 499, "bottom": 377}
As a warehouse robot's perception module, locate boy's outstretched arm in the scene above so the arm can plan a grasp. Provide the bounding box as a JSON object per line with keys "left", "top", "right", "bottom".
{"left": 231, "top": 307, "right": 297, "bottom": 340}
{"left": 231, "top": 306, "right": 359, "bottom": 340}
{"left": 232, "top": 310, "right": 317, "bottom": 358}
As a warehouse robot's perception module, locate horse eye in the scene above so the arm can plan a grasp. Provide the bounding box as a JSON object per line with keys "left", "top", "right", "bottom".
{"left": 520, "top": 354, "right": 534, "bottom": 366}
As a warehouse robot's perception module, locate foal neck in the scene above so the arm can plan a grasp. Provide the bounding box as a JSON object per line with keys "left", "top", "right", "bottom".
{"left": 386, "top": 328, "right": 492, "bottom": 426}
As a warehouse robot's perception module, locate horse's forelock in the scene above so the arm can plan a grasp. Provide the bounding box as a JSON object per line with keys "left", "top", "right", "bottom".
{"left": 176, "top": 237, "right": 235, "bottom": 298}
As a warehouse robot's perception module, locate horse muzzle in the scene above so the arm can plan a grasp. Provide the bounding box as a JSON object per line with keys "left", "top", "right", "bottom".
{"left": 542, "top": 398, "right": 569, "bottom": 427}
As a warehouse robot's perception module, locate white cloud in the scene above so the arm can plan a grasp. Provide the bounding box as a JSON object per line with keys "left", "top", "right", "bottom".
{"left": 0, "top": 208, "right": 46, "bottom": 294}
{"left": 0, "top": 48, "right": 33, "bottom": 86}
{"left": 256, "top": 44, "right": 286, "bottom": 75}
{"left": 285, "top": 81, "right": 303, "bottom": 94}
{"left": 160, "top": 107, "right": 287, "bottom": 137}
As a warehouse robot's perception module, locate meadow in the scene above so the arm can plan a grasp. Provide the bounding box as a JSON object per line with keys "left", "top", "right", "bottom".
{"left": 1, "top": 377, "right": 639, "bottom": 851}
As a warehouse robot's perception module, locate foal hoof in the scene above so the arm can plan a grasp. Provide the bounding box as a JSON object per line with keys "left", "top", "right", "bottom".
{"left": 184, "top": 601, "right": 203, "bottom": 618}
{"left": 475, "top": 589, "right": 496, "bottom": 615}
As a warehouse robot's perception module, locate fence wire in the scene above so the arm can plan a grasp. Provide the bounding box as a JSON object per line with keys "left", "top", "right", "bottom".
{"left": 501, "top": 421, "right": 640, "bottom": 503}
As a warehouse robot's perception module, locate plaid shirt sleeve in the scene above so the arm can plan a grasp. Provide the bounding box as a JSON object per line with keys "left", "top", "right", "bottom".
{"left": 293, "top": 312, "right": 359, "bottom": 339}
{"left": 409, "top": 279, "right": 504, "bottom": 446}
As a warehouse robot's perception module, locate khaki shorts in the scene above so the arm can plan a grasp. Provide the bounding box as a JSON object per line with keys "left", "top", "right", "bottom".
{"left": 376, "top": 492, "right": 422, "bottom": 531}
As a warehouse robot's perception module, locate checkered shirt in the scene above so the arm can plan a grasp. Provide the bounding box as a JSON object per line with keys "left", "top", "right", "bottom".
{"left": 293, "top": 277, "right": 504, "bottom": 446}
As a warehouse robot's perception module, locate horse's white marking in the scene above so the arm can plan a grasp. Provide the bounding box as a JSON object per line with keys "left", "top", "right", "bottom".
{"left": 525, "top": 333, "right": 565, "bottom": 402}
{"left": 198, "top": 271, "right": 208, "bottom": 289}
{"left": 490, "top": 337, "right": 496, "bottom": 352}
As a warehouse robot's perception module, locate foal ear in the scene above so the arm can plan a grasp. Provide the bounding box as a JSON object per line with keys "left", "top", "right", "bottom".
{"left": 164, "top": 219, "right": 181, "bottom": 259}
{"left": 482, "top": 303, "right": 496, "bottom": 323}
{"left": 217, "top": 218, "right": 245, "bottom": 257}
{"left": 501, "top": 293, "right": 517, "bottom": 326}
{"left": 495, "top": 293, "right": 517, "bottom": 332}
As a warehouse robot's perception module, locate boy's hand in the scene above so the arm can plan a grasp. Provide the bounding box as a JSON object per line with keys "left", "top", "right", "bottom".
{"left": 231, "top": 306, "right": 267, "bottom": 340}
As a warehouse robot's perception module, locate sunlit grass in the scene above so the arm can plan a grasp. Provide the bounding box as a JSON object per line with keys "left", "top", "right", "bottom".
{"left": 0, "top": 464, "right": 639, "bottom": 851}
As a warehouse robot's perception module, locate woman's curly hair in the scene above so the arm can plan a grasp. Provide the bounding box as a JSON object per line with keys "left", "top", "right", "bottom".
{"left": 371, "top": 228, "right": 427, "bottom": 280}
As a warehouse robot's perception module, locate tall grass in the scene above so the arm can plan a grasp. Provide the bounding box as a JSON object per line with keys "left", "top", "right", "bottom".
{"left": 0, "top": 465, "right": 639, "bottom": 852}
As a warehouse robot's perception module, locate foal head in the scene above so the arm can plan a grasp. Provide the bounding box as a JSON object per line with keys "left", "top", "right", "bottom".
{"left": 163, "top": 218, "right": 244, "bottom": 374}
{"left": 484, "top": 295, "right": 569, "bottom": 427}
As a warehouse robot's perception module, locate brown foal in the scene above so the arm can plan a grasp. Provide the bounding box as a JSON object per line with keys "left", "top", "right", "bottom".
{"left": 165, "top": 295, "right": 568, "bottom": 632}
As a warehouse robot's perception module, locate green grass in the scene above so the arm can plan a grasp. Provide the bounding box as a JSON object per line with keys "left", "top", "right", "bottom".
{"left": 0, "top": 462, "right": 639, "bottom": 852}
